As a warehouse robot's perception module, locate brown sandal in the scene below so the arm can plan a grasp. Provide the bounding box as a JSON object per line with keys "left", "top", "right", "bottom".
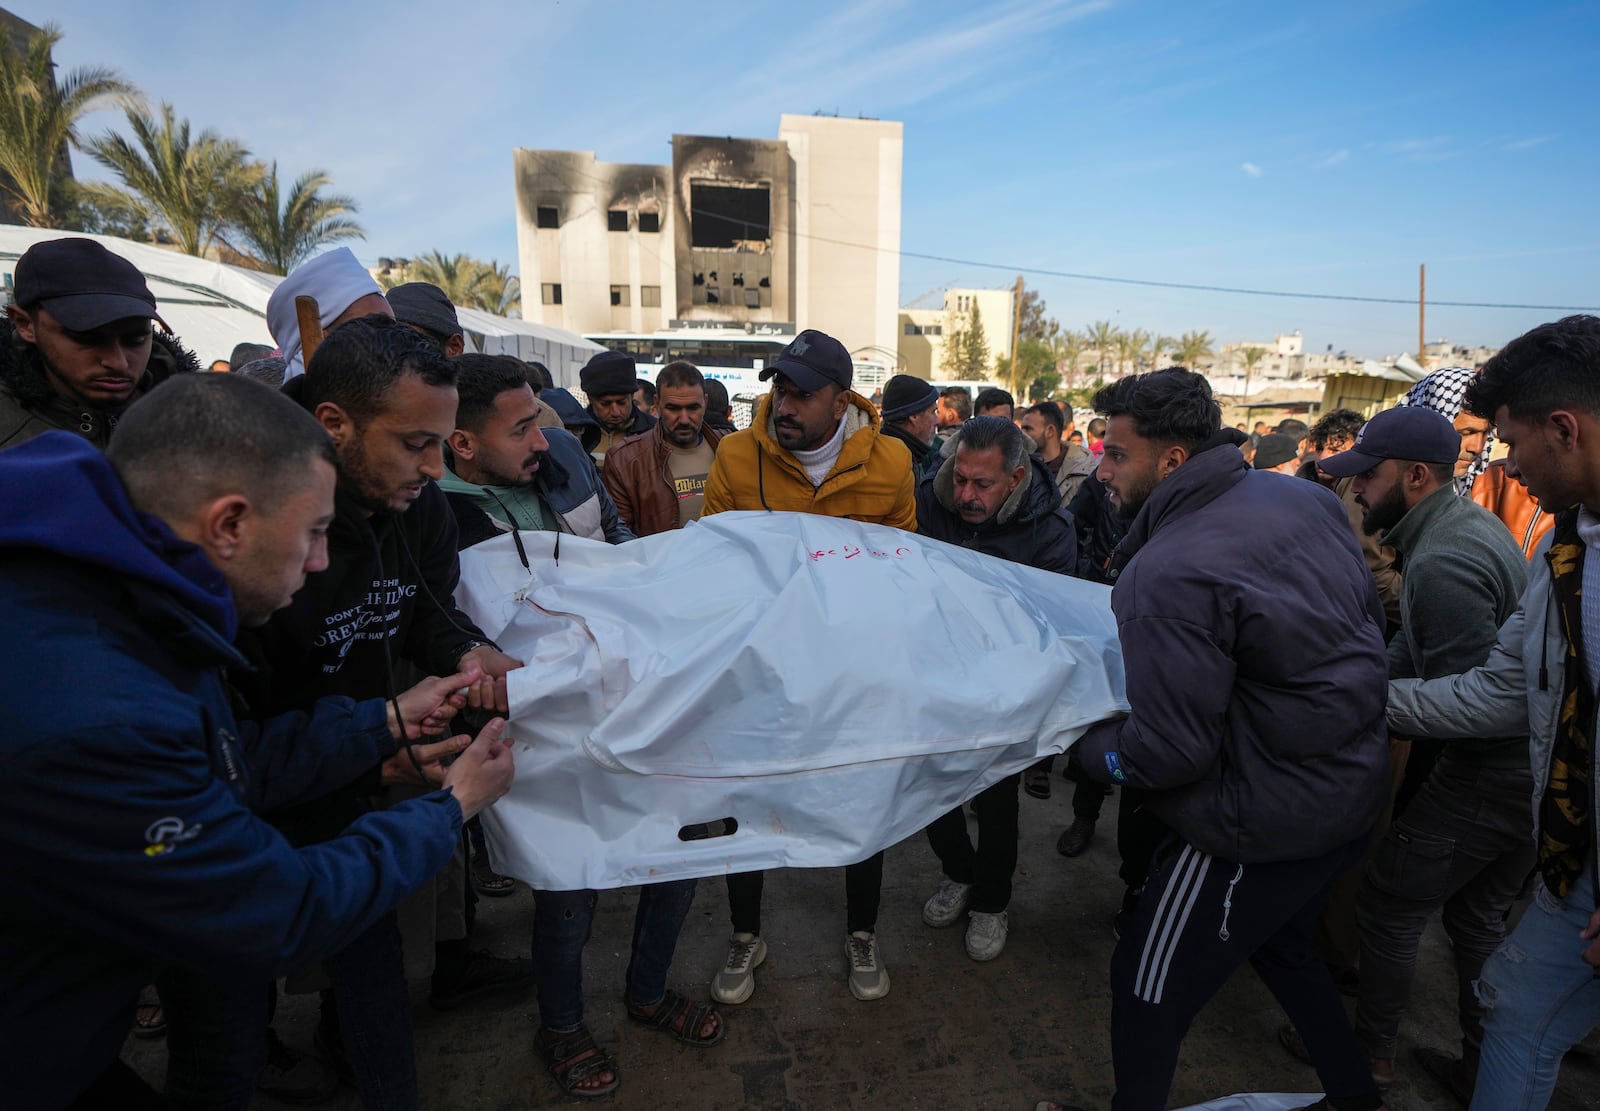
{"left": 626, "top": 989, "right": 724, "bottom": 1047}
{"left": 535, "top": 1025, "right": 619, "bottom": 1099}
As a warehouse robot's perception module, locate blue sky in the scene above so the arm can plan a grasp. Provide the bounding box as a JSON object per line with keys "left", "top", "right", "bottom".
{"left": 43, "top": 0, "right": 1599, "bottom": 357}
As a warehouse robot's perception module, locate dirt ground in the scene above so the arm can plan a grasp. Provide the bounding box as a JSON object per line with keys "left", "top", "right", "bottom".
{"left": 124, "top": 785, "right": 1599, "bottom": 1110}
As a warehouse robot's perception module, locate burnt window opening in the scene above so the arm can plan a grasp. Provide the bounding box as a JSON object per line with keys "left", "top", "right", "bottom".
{"left": 639, "top": 211, "right": 661, "bottom": 233}
{"left": 540, "top": 283, "right": 562, "bottom": 305}
{"left": 641, "top": 286, "right": 661, "bottom": 308}
{"left": 708, "top": 271, "right": 718, "bottom": 283}
{"left": 732, "top": 272, "right": 745, "bottom": 287}
{"left": 610, "top": 285, "right": 630, "bottom": 307}
{"left": 758, "top": 276, "right": 771, "bottom": 288}
{"left": 705, "top": 287, "right": 721, "bottom": 305}
{"left": 744, "top": 288, "right": 760, "bottom": 309}
{"left": 536, "top": 206, "right": 559, "bottom": 229}
{"left": 690, "top": 182, "right": 771, "bottom": 249}
{"left": 692, "top": 272, "right": 704, "bottom": 286}
{"left": 607, "top": 210, "right": 629, "bottom": 232}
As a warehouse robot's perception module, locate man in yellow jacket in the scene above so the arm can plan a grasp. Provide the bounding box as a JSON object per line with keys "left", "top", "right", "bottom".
{"left": 701, "top": 328, "right": 915, "bottom": 1005}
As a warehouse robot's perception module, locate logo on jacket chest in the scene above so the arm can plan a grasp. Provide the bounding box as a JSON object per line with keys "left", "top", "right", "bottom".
{"left": 310, "top": 577, "right": 418, "bottom": 670}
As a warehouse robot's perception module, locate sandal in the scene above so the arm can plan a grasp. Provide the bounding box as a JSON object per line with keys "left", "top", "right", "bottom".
{"left": 625, "top": 988, "right": 725, "bottom": 1047}
{"left": 535, "top": 1025, "right": 619, "bottom": 1099}
{"left": 133, "top": 986, "right": 166, "bottom": 1039}
{"left": 471, "top": 856, "right": 516, "bottom": 898}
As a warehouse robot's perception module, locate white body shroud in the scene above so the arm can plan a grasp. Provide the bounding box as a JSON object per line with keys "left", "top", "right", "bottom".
{"left": 455, "top": 511, "right": 1128, "bottom": 891}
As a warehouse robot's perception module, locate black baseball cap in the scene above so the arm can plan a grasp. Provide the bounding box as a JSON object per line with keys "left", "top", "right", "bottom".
{"left": 386, "top": 282, "right": 461, "bottom": 339}
{"left": 12, "top": 238, "right": 163, "bottom": 331}
{"left": 1317, "top": 406, "right": 1461, "bottom": 477}
{"left": 760, "top": 329, "right": 853, "bottom": 392}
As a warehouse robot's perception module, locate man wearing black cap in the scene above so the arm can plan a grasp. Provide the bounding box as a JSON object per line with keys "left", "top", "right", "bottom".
{"left": 878, "top": 373, "right": 942, "bottom": 475}
{"left": 702, "top": 327, "right": 915, "bottom": 1006}
{"left": 1317, "top": 405, "right": 1532, "bottom": 1099}
{"left": 579, "top": 349, "right": 656, "bottom": 464}
{"left": 387, "top": 282, "right": 467, "bottom": 357}
{"left": 1253, "top": 432, "right": 1302, "bottom": 474}
{"left": 1, "top": 237, "right": 199, "bottom": 451}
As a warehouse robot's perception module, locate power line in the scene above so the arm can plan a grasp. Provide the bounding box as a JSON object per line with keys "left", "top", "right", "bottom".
{"left": 688, "top": 209, "right": 1595, "bottom": 312}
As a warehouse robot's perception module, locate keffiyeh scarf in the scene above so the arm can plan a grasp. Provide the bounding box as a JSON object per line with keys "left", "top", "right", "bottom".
{"left": 1398, "top": 366, "right": 1494, "bottom": 495}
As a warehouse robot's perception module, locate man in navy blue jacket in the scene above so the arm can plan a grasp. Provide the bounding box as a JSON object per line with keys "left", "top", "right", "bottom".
{"left": 1040, "top": 369, "right": 1392, "bottom": 1111}
{"left": 0, "top": 374, "right": 515, "bottom": 1110}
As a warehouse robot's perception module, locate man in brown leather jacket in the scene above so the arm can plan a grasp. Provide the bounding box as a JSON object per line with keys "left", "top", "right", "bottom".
{"left": 601, "top": 360, "right": 725, "bottom": 537}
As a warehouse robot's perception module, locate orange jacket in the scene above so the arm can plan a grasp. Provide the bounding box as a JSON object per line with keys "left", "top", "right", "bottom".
{"left": 1470, "top": 458, "right": 1553, "bottom": 559}
{"left": 702, "top": 391, "right": 916, "bottom": 530}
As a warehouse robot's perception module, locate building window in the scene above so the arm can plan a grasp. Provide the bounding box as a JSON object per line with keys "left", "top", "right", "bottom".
{"left": 607, "top": 210, "right": 629, "bottom": 232}
{"left": 536, "top": 206, "right": 559, "bottom": 229}
{"left": 610, "top": 285, "right": 630, "bottom": 307}
{"left": 690, "top": 180, "right": 771, "bottom": 248}
{"left": 541, "top": 283, "right": 562, "bottom": 305}
{"left": 705, "top": 287, "right": 721, "bottom": 305}
{"left": 930, "top": 325, "right": 942, "bottom": 336}
{"left": 641, "top": 285, "right": 661, "bottom": 308}
{"left": 639, "top": 212, "right": 660, "bottom": 233}
{"left": 744, "top": 288, "right": 760, "bottom": 309}
{"left": 904, "top": 322, "right": 916, "bottom": 336}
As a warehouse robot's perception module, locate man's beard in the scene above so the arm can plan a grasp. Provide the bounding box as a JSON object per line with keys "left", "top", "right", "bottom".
{"left": 480, "top": 453, "right": 541, "bottom": 488}
{"left": 1360, "top": 482, "right": 1409, "bottom": 535}
{"left": 1113, "top": 470, "right": 1160, "bottom": 521}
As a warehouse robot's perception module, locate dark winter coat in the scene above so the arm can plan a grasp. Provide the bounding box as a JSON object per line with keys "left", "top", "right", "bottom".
{"left": 1074, "top": 432, "right": 1391, "bottom": 864}
{"left": 0, "top": 434, "right": 461, "bottom": 1109}
{"left": 1065, "top": 464, "right": 1126, "bottom": 585}
{"left": 0, "top": 315, "right": 200, "bottom": 450}
{"left": 915, "top": 453, "right": 1077, "bottom": 574}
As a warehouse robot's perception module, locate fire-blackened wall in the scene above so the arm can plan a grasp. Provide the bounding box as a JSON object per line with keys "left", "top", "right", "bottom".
{"left": 514, "top": 149, "right": 674, "bottom": 335}
{"left": 670, "top": 136, "right": 793, "bottom": 326}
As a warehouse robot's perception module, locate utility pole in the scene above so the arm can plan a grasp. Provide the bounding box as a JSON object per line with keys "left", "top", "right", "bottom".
{"left": 1418, "top": 264, "right": 1427, "bottom": 368}
{"left": 1009, "top": 275, "right": 1024, "bottom": 391}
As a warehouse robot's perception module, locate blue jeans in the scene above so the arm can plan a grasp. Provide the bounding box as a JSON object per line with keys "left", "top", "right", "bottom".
{"left": 1469, "top": 865, "right": 1600, "bottom": 1110}
{"left": 532, "top": 880, "right": 697, "bottom": 1031}
{"left": 325, "top": 911, "right": 419, "bottom": 1111}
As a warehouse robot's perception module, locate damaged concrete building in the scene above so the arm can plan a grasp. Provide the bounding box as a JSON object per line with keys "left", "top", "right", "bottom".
{"left": 514, "top": 114, "right": 902, "bottom": 370}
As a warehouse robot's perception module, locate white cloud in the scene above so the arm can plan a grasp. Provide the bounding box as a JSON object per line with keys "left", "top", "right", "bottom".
{"left": 1504, "top": 134, "right": 1556, "bottom": 151}
{"left": 1240, "top": 162, "right": 1263, "bottom": 177}
{"left": 1315, "top": 149, "right": 1349, "bottom": 168}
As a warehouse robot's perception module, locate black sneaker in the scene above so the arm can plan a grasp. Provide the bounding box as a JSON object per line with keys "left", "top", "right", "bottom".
{"left": 428, "top": 949, "right": 535, "bottom": 1011}
{"left": 1056, "top": 818, "right": 1096, "bottom": 857}
{"left": 258, "top": 1029, "right": 340, "bottom": 1105}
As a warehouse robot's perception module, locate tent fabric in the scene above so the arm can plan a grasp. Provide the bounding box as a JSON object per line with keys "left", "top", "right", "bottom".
{"left": 0, "top": 227, "right": 602, "bottom": 379}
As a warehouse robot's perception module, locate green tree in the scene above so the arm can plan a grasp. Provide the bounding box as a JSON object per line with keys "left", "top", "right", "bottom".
{"left": 406, "top": 251, "right": 521, "bottom": 314}
{"left": 995, "top": 336, "right": 1053, "bottom": 397}
{"left": 943, "top": 300, "right": 990, "bottom": 380}
{"left": 1239, "top": 345, "right": 1268, "bottom": 398}
{"left": 1149, "top": 334, "right": 1174, "bottom": 370}
{"left": 84, "top": 103, "right": 259, "bottom": 257}
{"left": 55, "top": 180, "right": 155, "bottom": 240}
{"left": 1173, "top": 329, "right": 1215, "bottom": 371}
{"left": 231, "top": 162, "right": 363, "bottom": 275}
{"left": 474, "top": 258, "right": 521, "bottom": 316}
{"left": 0, "top": 23, "right": 139, "bottom": 227}
{"left": 1016, "top": 287, "right": 1052, "bottom": 342}
{"left": 1116, "top": 328, "right": 1150, "bottom": 376}
{"left": 1086, "top": 319, "right": 1119, "bottom": 377}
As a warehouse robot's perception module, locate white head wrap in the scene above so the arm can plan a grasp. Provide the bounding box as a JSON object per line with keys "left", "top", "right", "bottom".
{"left": 266, "top": 247, "right": 383, "bottom": 380}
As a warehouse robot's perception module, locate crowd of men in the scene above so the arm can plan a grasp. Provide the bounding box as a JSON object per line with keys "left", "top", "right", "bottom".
{"left": 1, "top": 235, "right": 1597, "bottom": 1111}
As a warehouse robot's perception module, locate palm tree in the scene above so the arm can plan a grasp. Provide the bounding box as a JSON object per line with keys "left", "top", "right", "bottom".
{"left": 84, "top": 103, "right": 258, "bottom": 257}
{"left": 231, "top": 163, "right": 363, "bottom": 275}
{"left": 0, "top": 24, "right": 139, "bottom": 227}
{"left": 1050, "top": 330, "right": 1087, "bottom": 390}
{"left": 474, "top": 259, "right": 521, "bottom": 316}
{"left": 1086, "top": 320, "right": 1118, "bottom": 378}
{"left": 1149, "top": 334, "right": 1173, "bottom": 370}
{"left": 1117, "top": 328, "right": 1150, "bottom": 376}
{"left": 1173, "top": 330, "right": 1215, "bottom": 371}
{"left": 1239, "top": 346, "right": 1268, "bottom": 398}
{"left": 409, "top": 250, "right": 496, "bottom": 310}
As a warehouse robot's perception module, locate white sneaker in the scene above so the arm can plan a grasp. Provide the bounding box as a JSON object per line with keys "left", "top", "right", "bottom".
{"left": 922, "top": 878, "right": 973, "bottom": 928}
{"left": 711, "top": 932, "right": 766, "bottom": 1005}
{"left": 846, "top": 931, "right": 890, "bottom": 1001}
{"left": 966, "top": 910, "right": 1008, "bottom": 961}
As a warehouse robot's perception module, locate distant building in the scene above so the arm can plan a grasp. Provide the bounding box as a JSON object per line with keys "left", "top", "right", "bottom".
{"left": 896, "top": 287, "right": 1016, "bottom": 381}
{"left": 513, "top": 114, "right": 903, "bottom": 370}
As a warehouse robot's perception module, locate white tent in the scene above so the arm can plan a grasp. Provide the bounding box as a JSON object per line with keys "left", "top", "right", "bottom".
{"left": 0, "top": 227, "right": 603, "bottom": 380}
